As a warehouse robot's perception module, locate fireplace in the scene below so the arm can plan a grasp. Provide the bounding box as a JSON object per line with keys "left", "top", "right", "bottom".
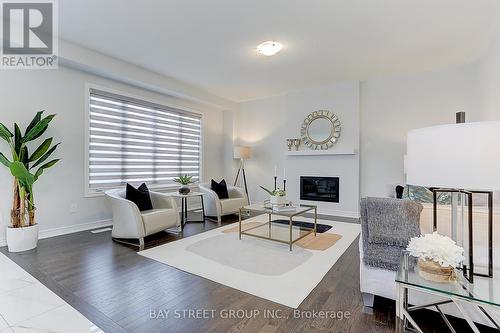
{"left": 300, "top": 176, "right": 339, "bottom": 203}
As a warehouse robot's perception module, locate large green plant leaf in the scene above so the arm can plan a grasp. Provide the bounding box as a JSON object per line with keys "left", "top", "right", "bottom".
{"left": 14, "top": 123, "right": 22, "bottom": 153}
{"left": 0, "top": 122, "right": 13, "bottom": 142}
{"left": 34, "top": 159, "right": 59, "bottom": 180}
{"left": 22, "top": 114, "right": 55, "bottom": 143}
{"left": 0, "top": 151, "right": 11, "bottom": 167}
{"left": 29, "top": 138, "right": 52, "bottom": 162}
{"left": 25, "top": 111, "right": 44, "bottom": 135}
{"left": 21, "top": 146, "right": 29, "bottom": 167}
{"left": 31, "top": 142, "right": 59, "bottom": 169}
{"left": 259, "top": 185, "right": 274, "bottom": 196}
{"left": 9, "top": 161, "right": 35, "bottom": 187}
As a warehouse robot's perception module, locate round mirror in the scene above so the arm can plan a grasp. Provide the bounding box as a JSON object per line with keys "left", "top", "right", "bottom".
{"left": 300, "top": 110, "right": 341, "bottom": 150}
{"left": 307, "top": 117, "right": 333, "bottom": 143}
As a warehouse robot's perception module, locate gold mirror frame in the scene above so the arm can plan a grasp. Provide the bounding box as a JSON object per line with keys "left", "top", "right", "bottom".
{"left": 300, "top": 110, "right": 341, "bottom": 150}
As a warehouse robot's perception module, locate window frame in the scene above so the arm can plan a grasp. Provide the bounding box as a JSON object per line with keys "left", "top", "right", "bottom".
{"left": 84, "top": 83, "right": 204, "bottom": 197}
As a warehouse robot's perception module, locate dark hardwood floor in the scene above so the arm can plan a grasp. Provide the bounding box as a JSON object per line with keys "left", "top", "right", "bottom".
{"left": 0, "top": 214, "right": 494, "bottom": 333}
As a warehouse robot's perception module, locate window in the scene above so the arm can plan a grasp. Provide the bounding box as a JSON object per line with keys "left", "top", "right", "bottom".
{"left": 87, "top": 88, "right": 201, "bottom": 194}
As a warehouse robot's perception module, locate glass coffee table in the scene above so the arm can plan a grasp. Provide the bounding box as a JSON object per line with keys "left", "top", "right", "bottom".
{"left": 396, "top": 251, "right": 500, "bottom": 332}
{"left": 238, "top": 203, "right": 317, "bottom": 251}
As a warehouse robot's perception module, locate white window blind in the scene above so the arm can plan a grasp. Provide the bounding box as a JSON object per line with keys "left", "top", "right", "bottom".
{"left": 88, "top": 88, "right": 201, "bottom": 193}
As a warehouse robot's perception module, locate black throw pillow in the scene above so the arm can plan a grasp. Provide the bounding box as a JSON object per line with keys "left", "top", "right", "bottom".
{"left": 126, "top": 183, "right": 153, "bottom": 211}
{"left": 211, "top": 179, "right": 229, "bottom": 199}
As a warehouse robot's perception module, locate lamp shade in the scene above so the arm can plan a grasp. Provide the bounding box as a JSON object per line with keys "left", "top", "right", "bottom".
{"left": 233, "top": 146, "right": 251, "bottom": 159}
{"left": 406, "top": 121, "right": 500, "bottom": 191}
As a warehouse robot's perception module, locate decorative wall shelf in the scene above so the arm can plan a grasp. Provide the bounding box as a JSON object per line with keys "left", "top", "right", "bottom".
{"left": 285, "top": 149, "right": 357, "bottom": 156}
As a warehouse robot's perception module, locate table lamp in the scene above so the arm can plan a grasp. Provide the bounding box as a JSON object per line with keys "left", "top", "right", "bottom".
{"left": 406, "top": 115, "right": 500, "bottom": 282}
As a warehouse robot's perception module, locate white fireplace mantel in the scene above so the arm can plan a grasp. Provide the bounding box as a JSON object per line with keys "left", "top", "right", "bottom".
{"left": 285, "top": 149, "right": 357, "bottom": 156}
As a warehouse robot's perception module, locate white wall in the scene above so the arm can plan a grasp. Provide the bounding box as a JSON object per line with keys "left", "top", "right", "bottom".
{"left": 360, "top": 64, "right": 480, "bottom": 198}
{"left": 222, "top": 109, "right": 239, "bottom": 182}
{"left": 0, "top": 66, "right": 226, "bottom": 244}
{"left": 478, "top": 27, "right": 500, "bottom": 121}
{"left": 238, "top": 82, "right": 360, "bottom": 217}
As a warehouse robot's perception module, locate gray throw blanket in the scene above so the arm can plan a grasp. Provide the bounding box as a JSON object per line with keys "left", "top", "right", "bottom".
{"left": 365, "top": 197, "right": 422, "bottom": 246}
{"left": 360, "top": 197, "right": 422, "bottom": 271}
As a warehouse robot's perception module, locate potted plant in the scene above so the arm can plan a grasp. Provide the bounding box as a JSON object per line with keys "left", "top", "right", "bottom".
{"left": 0, "top": 111, "right": 60, "bottom": 252}
{"left": 406, "top": 233, "right": 465, "bottom": 283}
{"left": 259, "top": 186, "right": 286, "bottom": 205}
{"left": 173, "top": 174, "right": 194, "bottom": 195}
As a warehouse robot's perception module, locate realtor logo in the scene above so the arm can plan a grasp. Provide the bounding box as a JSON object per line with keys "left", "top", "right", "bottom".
{"left": 1, "top": 0, "right": 58, "bottom": 69}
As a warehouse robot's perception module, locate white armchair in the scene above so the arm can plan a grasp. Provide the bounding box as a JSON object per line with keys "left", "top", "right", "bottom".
{"left": 105, "top": 189, "right": 181, "bottom": 250}
{"left": 199, "top": 183, "right": 247, "bottom": 223}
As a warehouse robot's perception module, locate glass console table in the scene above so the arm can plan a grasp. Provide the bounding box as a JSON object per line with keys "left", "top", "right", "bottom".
{"left": 238, "top": 203, "right": 317, "bottom": 251}
{"left": 396, "top": 252, "right": 500, "bottom": 332}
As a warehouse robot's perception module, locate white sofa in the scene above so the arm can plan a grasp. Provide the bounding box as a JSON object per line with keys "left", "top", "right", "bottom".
{"left": 360, "top": 203, "right": 500, "bottom": 328}
{"left": 198, "top": 183, "right": 247, "bottom": 223}
{"left": 105, "top": 189, "right": 181, "bottom": 250}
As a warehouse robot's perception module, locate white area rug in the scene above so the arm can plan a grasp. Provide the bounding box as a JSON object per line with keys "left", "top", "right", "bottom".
{"left": 139, "top": 215, "right": 360, "bottom": 308}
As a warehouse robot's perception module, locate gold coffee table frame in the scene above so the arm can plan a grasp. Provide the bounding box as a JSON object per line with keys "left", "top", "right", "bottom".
{"left": 238, "top": 204, "right": 317, "bottom": 251}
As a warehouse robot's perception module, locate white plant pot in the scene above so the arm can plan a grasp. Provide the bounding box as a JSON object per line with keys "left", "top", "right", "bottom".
{"left": 6, "top": 224, "right": 39, "bottom": 252}
{"left": 270, "top": 195, "right": 286, "bottom": 205}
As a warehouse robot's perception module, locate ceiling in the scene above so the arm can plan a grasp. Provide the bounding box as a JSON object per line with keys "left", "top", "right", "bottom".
{"left": 59, "top": 0, "right": 500, "bottom": 102}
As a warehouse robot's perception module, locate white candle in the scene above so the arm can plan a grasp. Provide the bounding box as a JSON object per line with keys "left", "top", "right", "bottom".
{"left": 274, "top": 165, "right": 277, "bottom": 177}
{"left": 283, "top": 168, "right": 286, "bottom": 180}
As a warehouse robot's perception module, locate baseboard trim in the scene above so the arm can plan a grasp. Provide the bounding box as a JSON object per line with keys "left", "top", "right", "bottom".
{"left": 39, "top": 219, "right": 112, "bottom": 240}
{"left": 316, "top": 209, "right": 360, "bottom": 219}
{"left": 0, "top": 219, "right": 112, "bottom": 247}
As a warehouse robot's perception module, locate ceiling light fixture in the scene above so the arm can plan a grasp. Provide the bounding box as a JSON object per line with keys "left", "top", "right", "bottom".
{"left": 256, "top": 41, "right": 283, "bottom": 56}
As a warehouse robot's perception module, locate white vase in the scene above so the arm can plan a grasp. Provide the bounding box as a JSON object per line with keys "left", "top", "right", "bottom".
{"left": 6, "top": 224, "right": 39, "bottom": 252}
{"left": 270, "top": 195, "right": 286, "bottom": 205}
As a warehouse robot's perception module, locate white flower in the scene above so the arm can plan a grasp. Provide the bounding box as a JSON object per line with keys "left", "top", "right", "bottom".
{"left": 406, "top": 233, "right": 465, "bottom": 268}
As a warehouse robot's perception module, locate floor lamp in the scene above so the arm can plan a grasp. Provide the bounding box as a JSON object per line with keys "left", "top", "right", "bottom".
{"left": 406, "top": 116, "right": 500, "bottom": 283}
{"left": 233, "top": 146, "right": 251, "bottom": 204}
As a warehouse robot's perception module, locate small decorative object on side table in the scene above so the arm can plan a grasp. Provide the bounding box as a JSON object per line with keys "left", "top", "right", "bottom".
{"left": 286, "top": 139, "right": 294, "bottom": 151}
{"left": 173, "top": 174, "right": 194, "bottom": 195}
{"left": 170, "top": 192, "right": 206, "bottom": 230}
